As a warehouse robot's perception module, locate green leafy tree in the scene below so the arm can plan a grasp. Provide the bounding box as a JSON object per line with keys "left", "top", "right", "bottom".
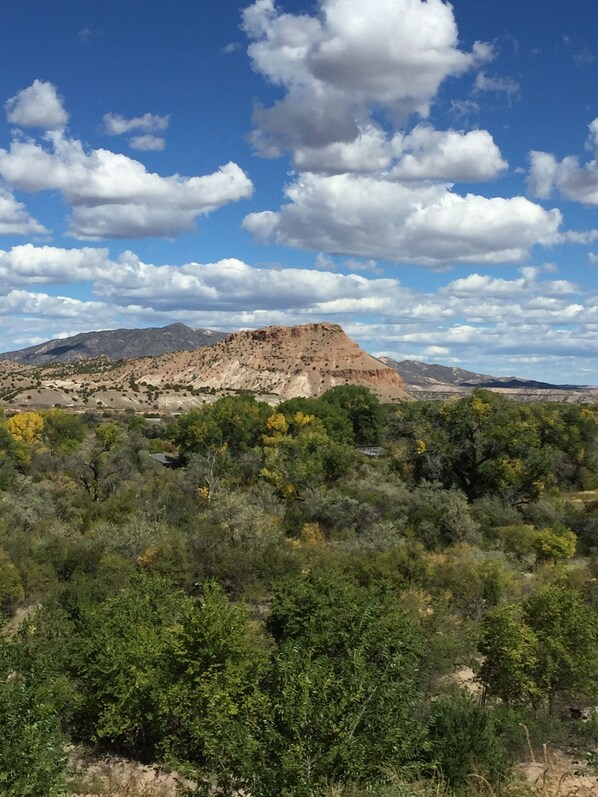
{"left": 479, "top": 605, "right": 540, "bottom": 706}
{"left": 321, "top": 385, "right": 383, "bottom": 445}
{"left": 480, "top": 585, "right": 598, "bottom": 713}
{"left": 74, "top": 577, "right": 267, "bottom": 789}
{"left": 42, "top": 408, "right": 86, "bottom": 453}
{"left": 69, "top": 423, "right": 132, "bottom": 505}
{"left": 261, "top": 412, "right": 355, "bottom": 498}
{"left": 425, "top": 694, "right": 509, "bottom": 788}
{"left": 94, "top": 422, "right": 123, "bottom": 451}
{"left": 0, "top": 422, "right": 18, "bottom": 487}
{"left": 434, "top": 545, "right": 513, "bottom": 619}
{"left": 406, "top": 483, "right": 479, "bottom": 550}
{"left": 495, "top": 523, "right": 539, "bottom": 560}
{"left": 0, "top": 637, "right": 67, "bottom": 797}
{"left": 256, "top": 571, "right": 426, "bottom": 796}
{"left": 175, "top": 396, "right": 271, "bottom": 455}
{"left": 533, "top": 526, "right": 577, "bottom": 563}
{"left": 277, "top": 396, "right": 354, "bottom": 443}
{"left": 0, "top": 547, "right": 24, "bottom": 617}
{"left": 387, "top": 391, "right": 590, "bottom": 503}
{"left": 524, "top": 584, "right": 598, "bottom": 713}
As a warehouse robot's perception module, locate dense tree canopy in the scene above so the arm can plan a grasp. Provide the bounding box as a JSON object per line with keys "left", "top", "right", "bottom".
{"left": 0, "top": 391, "right": 595, "bottom": 796}
{"left": 388, "top": 391, "right": 598, "bottom": 502}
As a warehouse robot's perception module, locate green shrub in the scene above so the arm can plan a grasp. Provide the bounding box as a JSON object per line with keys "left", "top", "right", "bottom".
{"left": 425, "top": 694, "right": 509, "bottom": 788}
{"left": 0, "top": 639, "right": 67, "bottom": 797}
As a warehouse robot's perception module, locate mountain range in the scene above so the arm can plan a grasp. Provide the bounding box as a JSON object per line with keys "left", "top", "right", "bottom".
{"left": 0, "top": 323, "right": 595, "bottom": 410}
{"left": 379, "top": 357, "right": 588, "bottom": 391}
{"left": 0, "top": 323, "right": 409, "bottom": 411}
{"left": 0, "top": 324, "right": 228, "bottom": 366}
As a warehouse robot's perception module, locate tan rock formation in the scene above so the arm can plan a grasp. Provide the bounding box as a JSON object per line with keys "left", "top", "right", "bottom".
{"left": 93, "top": 322, "right": 410, "bottom": 402}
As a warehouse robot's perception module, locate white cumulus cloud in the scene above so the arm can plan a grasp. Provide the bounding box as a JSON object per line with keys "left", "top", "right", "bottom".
{"left": 0, "top": 132, "right": 253, "bottom": 239}
{"left": 293, "top": 124, "right": 507, "bottom": 182}
{"left": 293, "top": 125, "right": 392, "bottom": 173}
{"left": 390, "top": 126, "right": 508, "bottom": 182}
{"left": 528, "top": 117, "right": 598, "bottom": 204}
{"left": 474, "top": 72, "right": 520, "bottom": 97}
{"left": 0, "top": 244, "right": 110, "bottom": 291}
{"left": 93, "top": 251, "right": 403, "bottom": 312}
{"left": 243, "top": 172, "right": 561, "bottom": 266}
{"left": 103, "top": 112, "right": 170, "bottom": 135}
{"left": 129, "top": 135, "right": 166, "bottom": 151}
{"left": 243, "top": 0, "right": 490, "bottom": 157}
{"left": 5, "top": 80, "right": 69, "bottom": 130}
{"left": 0, "top": 188, "right": 47, "bottom": 236}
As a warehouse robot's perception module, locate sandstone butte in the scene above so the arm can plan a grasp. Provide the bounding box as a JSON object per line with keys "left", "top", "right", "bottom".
{"left": 71, "top": 322, "right": 410, "bottom": 403}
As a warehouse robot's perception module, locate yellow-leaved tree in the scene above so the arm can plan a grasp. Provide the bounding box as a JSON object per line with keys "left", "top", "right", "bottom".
{"left": 6, "top": 411, "right": 44, "bottom": 444}
{"left": 261, "top": 411, "right": 355, "bottom": 498}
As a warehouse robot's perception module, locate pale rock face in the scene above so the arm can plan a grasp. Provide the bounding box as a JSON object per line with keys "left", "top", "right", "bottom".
{"left": 116, "top": 322, "right": 410, "bottom": 401}
{"left": 0, "top": 322, "right": 410, "bottom": 409}
{"left": 2, "top": 324, "right": 597, "bottom": 409}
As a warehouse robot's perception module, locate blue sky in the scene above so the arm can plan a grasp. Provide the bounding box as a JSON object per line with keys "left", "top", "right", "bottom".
{"left": 1, "top": 0, "right": 598, "bottom": 383}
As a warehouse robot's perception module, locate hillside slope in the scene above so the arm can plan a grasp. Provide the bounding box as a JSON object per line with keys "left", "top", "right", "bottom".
{"left": 380, "top": 356, "right": 597, "bottom": 402}
{"left": 102, "top": 323, "right": 410, "bottom": 402}
{"left": 0, "top": 324, "right": 227, "bottom": 365}
{"left": 0, "top": 323, "right": 410, "bottom": 410}
{"left": 379, "top": 357, "right": 496, "bottom": 388}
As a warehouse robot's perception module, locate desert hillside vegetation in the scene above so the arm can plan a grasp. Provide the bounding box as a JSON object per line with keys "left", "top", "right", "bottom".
{"left": 0, "top": 387, "right": 597, "bottom": 796}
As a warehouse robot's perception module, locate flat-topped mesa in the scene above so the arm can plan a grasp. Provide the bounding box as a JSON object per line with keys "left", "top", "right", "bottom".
{"left": 217, "top": 322, "right": 345, "bottom": 352}
{"left": 89, "top": 322, "right": 410, "bottom": 402}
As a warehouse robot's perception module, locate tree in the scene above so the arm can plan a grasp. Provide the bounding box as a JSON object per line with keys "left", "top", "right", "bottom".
{"left": 175, "top": 396, "right": 271, "bottom": 456}
{"left": 479, "top": 605, "right": 540, "bottom": 707}
{"left": 479, "top": 585, "right": 598, "bottom": 713}
{"left": 0, "top": 547, "right": 24, "bottom": 617}
{"left": 434, "top": 545, "right": 513, "bottom": 619}
{"left": 69, "top": 422, "right": 133, "bottom": 505}
{"left": 71, "top": 446, "right": 127, "bottom": 504}
{"left": 0, "top": 636, "right": 67, "bottom": 797}
{"left": 495, "top": 523, "right": 538, "bottom": 560}
{"left": 0, "top": 422, "right": 18, "bottom": 487}
{"left": 387, "top": 391, "right": 585, "bottom": 503}
{"left": 6, "top": 412, "right": 44, "bottom": 444}
{"left": 524, "top": 584, "right": 598, "bottom": 713}
{"left": 256, "top": 571, "right": 425, "bottom": 795}
{"left": 74, "top": 577, "right": 267, "bottom": 790}
{"left": 277, "top": 397, "right": 354, "bottom": 443}
{"left": 406, "top": 482, "right": 479, "bottom": 550}
{"left": 260, "top": 412, "right": 355, "bottom": 498}
{"left": 187, "top": 446, "right": 230, "bottom": 502}
{"left": 321, "top": 385, "right": 383, "bottom": 445}
{"left": 425, "top": 694, "right": 509, "bottom": 788}
{"left": 94, "top": 422, "right": 122, "bottom": 451}
{"left": 533, "top": 526, "right": 577, "bottom": 563}
{"left": 41, "top": 408, "right": 86, "bottom": 453}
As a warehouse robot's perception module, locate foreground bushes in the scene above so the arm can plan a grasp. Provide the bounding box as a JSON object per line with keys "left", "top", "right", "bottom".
{"left": 0, "top": 394, "right": 595, "bottom": 795}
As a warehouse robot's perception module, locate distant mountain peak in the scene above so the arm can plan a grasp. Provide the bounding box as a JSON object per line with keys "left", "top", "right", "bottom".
{"left": 380, "top": 356, "right": 592, "bottom": 395}
{"left": 0, "top": 322, "right": 410, "bottom": 410}
{"left": 0, "top": 324, "right": 228, "bottom": 366}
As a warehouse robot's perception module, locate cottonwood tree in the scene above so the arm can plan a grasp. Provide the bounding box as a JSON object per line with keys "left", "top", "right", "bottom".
{"left": 256, "top": 571, "right": 426, "bottom": 796}
{"left": 480, "top": 585, "right": 598, "bottom": 713}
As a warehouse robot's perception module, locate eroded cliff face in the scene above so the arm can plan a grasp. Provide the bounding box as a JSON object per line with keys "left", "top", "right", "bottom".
{"left": 0, "top": 323, "right": 408, "bottom": 410}
{"left": 107, "top": 322, "right": 410, "bottom": 401}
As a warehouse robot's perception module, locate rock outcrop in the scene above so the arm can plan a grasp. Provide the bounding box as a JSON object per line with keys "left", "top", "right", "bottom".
{"left": 0, "top": 323, "right": 410, "bottom": 410}
{"left": 99, "top": 322, "right": 410, "bottom": 402}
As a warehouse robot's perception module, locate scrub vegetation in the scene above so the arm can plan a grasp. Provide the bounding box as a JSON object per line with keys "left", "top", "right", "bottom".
{"left": 0, "top": 387, "right": 597, "bottom": 796}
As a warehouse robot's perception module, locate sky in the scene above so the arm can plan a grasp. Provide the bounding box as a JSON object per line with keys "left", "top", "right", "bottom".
{"left": 1, "top": 0, "right": 598, "bottom": 383}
